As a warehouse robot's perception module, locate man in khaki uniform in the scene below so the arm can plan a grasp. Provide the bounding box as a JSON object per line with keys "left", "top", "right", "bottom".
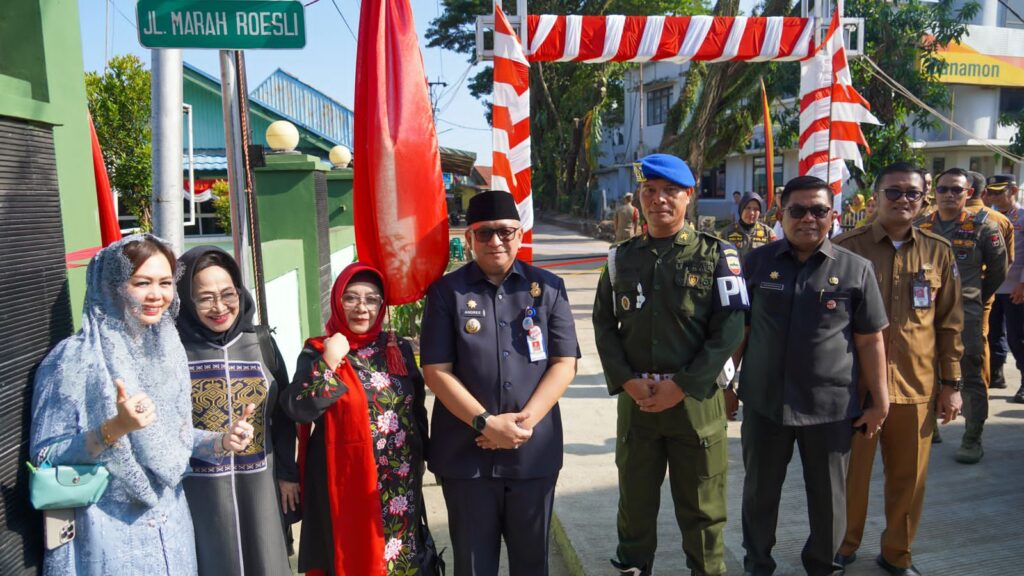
{"left": 834, "top": 163, "right": 964, "bottom": 576}
{"left": 966, "top": 171, "right": 1015, "bottom": 390}
{"left": 917, "top": 168, "right": 1008, "bottom": 464}
{"left": 614, "top": 193, "right": 639, "bottom": 242}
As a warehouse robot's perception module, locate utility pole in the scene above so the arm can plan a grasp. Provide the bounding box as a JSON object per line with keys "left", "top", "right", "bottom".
{"left": 151, "top": 48, "right": 184, "bottom": 253}
{"left": 428, "top": 78, "right": 448, "bottom": 118}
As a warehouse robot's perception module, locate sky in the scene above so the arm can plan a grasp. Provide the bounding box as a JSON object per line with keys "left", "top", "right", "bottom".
{"left": 79, "top": 0, "right": 762, "bottom": 166}
{"left": 79, "top": 0, "right": 494, "bottom": 161}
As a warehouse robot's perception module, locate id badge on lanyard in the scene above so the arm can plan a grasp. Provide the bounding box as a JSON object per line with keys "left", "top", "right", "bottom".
{"left": 912, "top": 271, "right": 931, "bottom": 309}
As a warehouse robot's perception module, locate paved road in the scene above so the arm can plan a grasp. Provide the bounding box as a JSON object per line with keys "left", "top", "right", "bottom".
{"left": 532, "top": 220, "right": 1023, "bottom": 576}
{"left": 301, "top": 220, "right": 1023, "bottom": 575}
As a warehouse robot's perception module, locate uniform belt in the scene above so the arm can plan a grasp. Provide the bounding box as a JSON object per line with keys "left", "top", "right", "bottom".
{"left": 636, "top": 373, "right": 674, "bottom": 382}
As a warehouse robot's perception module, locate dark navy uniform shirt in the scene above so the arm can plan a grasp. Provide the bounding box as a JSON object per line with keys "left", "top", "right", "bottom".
{"left": 421, "top": 260, "right": 580, "bottom": 480}
{"left": 740, "top": 238, "right": 889, "bottom": 426}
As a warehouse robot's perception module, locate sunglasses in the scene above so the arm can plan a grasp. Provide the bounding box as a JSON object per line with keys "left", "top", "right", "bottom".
{"left": 881, "top": 188, "right": 924, "bottom": 202}
{"left": 935, "top": 185, "right": 968, "bottom": 196}
{"left": 471, "top": 227, "right": 520, "bottom": 243}
{"left": 785, "top": 204, "right": 832, "bottom": 219}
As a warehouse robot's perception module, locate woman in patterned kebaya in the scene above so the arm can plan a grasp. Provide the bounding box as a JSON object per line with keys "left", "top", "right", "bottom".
{"left": 175, "top": 246, "right": 296, "bottom": 575}
{"left": 282, "top": 262, "right": 429, "bottom": 575}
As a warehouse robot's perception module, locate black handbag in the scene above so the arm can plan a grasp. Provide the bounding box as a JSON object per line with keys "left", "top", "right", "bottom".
{"left": 417, "top": 497, "right": 446, "bottom": 575}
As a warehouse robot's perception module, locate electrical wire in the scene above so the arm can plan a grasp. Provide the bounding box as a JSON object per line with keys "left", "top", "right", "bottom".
{"left": 861, "top": 55, "right": 1024, "bottom": 164}
{"left": 437, "top": 118, "right": 491, "bottom": 131}
{"left": 110, "top": 0, "right": 137, "bottom": 30}
{"left": 436, "top": 61, "right": 476, "bottom": 116}
{"left": 329, "top": 0, "right": 358, "bottom": 42}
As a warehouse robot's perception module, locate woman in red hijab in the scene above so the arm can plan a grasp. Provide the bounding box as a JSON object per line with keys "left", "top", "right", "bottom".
{"left": 281, "top": 263, "right": 430, "bottom": 575}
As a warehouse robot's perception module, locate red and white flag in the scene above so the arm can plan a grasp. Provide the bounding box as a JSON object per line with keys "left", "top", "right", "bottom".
{"left": 492, "top": 4, "right": 534, "bottom": 261}
{"left": 353, "top": 0, "right": 449, "bottom": 305}
{"left": 798, "top": 1, "right": 879, "bottom": 208}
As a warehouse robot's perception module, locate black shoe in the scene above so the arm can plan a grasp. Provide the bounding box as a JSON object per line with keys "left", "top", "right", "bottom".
{"left": 1012, "top": 386, "right": 1024, "bottom": 404}
{"left": 991, "top": 366, "right": 1007, "bottom": 389}
{"left": 834, "top": 551, "right": 857, "bottom": 567}
{"left": 876, "top": 554, "right": 922, "bottom": 576}
{"left": 611, "top": 558, "right": 650, "bottom": 576}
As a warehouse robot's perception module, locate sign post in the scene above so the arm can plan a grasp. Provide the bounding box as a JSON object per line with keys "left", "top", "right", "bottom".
{"left": 137, "top": 0, "right": 306, "bottom": 49}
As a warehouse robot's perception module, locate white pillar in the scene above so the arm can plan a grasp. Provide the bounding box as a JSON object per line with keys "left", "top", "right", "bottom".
{"left": 151, "top": 49, "right": 184, "bottom": 253}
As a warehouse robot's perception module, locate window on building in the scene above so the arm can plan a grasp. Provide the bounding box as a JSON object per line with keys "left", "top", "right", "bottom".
{"left": 699, "top": 164, "right": 726, "bottom": 199}
{"left": 999, "top": 88, "right": 1024, "bottom": 115}
{"left": 646, "top": 87, "right": 671, "bottom": 126}
{"left": 931, "top": 157, "right": 946, "bottom": 176}
{"left": 752, "top": 155, "right": 784, "bottom": 197}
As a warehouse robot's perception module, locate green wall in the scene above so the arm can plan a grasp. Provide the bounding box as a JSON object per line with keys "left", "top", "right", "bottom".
{"left": 0, "top": 0, "right": 99, "bottom": 325}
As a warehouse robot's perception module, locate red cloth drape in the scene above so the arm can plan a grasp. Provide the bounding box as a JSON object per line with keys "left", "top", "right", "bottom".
{"left": 353, "top": 0, "right": 449, "bottom": 305}
{"left": 299, "top": 338, "right": 385, "bottom": 576}
{"left": 88, "top": 113, "right": 121, "bottom": 246}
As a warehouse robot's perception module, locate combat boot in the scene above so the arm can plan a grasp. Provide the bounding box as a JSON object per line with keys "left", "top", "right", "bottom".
{"left": 990, "top": 364, "right": 1007, "bottom": 389}
{"left": 955, "top": 421, "right": 985, "bottom": 464}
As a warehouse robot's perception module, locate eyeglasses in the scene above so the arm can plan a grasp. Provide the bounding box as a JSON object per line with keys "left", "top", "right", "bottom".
{"left": 471, "top": 227, "right": 520, "bottom": 243}
{"left": 882, "top": 188, "right": 924, "bottom": 202}
{"left": 935, "top": 185, "right": 968, "bottom": 196}
{"left": 785, "top": 204, "right": 832, "bottom": 219}
{"left": 985, "top": 188, "right": 1007, "bottom": 196}
{"left": 194, "top": 290, "right": 239, "bottom": 311}
{"left": 341, "top": 293, "right": 384, "bottom": 310}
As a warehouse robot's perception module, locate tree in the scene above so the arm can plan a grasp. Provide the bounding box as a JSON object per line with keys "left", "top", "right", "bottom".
{"left": 427, "top": 0, "right": 703, "bottom": 214}
{"left": 85, "top": 55, "right": 153, "bottom": 229}
{"left": 842, "top": 0, "right": 979, "bottom": 189}
{"left": 660, "top": 0, "right": 795, "bottom": 217}
{"left": 210, "top": 180, "right": 233, "bottom": 233}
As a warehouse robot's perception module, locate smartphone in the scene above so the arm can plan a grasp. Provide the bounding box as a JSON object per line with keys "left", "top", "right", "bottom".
{"left": 43, "top": 509, "right": 76, "bottom": 550}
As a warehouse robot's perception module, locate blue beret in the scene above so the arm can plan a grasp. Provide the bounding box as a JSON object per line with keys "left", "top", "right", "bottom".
{"left": 634, "top": 153, "right": 695, "bottom": 188}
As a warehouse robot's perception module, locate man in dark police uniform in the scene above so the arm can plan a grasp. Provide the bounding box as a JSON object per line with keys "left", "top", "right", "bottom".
{"left": 420, "top": 190, "right": 580, "bottom": 576}
{"left": 733, "top": 175, "right": 889, "bottom": 576}
{"left": 593, "top": 153, "right": 748, "bottom": 576}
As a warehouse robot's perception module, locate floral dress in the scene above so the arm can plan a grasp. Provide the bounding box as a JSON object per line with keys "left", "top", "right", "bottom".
{"left": 281, "top": 333, "right": 428, "bottom": 576}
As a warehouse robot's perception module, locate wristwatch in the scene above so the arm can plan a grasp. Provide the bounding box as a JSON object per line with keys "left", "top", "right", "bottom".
{"left": 940, "top": 378, "right": 963, "bottom": 391}
{"left": 471, "top": 411, "right": 492, "bottom": 433}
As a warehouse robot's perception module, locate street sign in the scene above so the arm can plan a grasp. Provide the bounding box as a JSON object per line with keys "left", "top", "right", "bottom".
{"left": 136, "top": 0, "right": 306, "bottom": 49}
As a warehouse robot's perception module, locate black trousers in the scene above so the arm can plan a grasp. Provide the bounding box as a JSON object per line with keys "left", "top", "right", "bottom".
{"left": 440, "top": 474, "right": 557, "bottom": 576}
{"left": 740, "top": 411, "right": 852, "bottom": 576}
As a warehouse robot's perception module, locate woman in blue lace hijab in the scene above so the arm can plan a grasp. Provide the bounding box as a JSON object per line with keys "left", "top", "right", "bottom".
{"left": 30, "top": 235, "right": 255, "bottom": 576}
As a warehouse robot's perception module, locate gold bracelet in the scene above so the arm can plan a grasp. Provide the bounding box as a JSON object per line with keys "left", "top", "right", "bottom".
{"left": 100, "top": 421, "right": 116, "bottom": 447}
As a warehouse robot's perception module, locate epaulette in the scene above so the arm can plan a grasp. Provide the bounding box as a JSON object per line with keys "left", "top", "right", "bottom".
{"left": 832, "top": 225, "right": 869, "bottom": 244}
{"left": 916, "top": 226, "right": 953, "bottom": 248}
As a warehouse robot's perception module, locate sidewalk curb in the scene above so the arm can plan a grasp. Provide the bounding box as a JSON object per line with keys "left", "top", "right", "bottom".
{"left": 551, "top": 511, "right": 587, "bottom": 576}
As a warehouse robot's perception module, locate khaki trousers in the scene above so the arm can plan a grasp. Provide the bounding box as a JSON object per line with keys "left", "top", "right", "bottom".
{"left": 983, "top": 298, "right": 993, "bottom": 388}
{"left": 840, "top": 403, "right": 934, "bottom": 568}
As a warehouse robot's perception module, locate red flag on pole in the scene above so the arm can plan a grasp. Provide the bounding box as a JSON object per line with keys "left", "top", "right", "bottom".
{"left": 88, "top": 112, "right": 121, "bottom": 247}
{"left": 760, "top": 78, "right": 775, "bottom": 209}
{"left": 354, "top": 0, "right": 449, "bottom": 305}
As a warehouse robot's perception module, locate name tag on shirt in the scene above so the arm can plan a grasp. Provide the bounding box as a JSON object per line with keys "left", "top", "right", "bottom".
{"left": 527, "top": 325, "right": 547, "bottom": 362}
{"left": 759, "top": 281, "right": 785, "bottom": 291}
{"left": 462, "top": 309, "right": 485, "bottom": 317}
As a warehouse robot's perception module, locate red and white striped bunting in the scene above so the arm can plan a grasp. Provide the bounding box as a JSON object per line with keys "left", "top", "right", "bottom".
{"left": 797, "top": 1, "right": 878, "bottom": 206}
{"left": 525, "top": 15, "right": 814, "bottom": 63}
{"left": 493, "top": 4, "right": 534, "bottom": 261}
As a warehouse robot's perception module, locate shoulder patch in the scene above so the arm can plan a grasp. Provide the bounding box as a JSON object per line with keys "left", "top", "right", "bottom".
{"left": 916, "top": 227, "right": 952, "bottom": 247}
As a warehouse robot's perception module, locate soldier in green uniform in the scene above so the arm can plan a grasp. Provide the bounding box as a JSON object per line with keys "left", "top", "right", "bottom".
{"left": 916, "top": 167, "right": 1007, "bottom": 464}
{"left": 593, "top": 154, "right": 748, "bottom": 576}
{"left": 721, "top": 191, "right": 777, "bottom": 263}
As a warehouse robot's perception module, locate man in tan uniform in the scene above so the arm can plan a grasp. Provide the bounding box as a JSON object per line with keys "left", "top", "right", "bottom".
{"left": 966, "top": 171, "right": 1015, "bottom": 390}
{"left": 917, "top": 168, "right": 1007, "bottom": 464}
{"left": 614, "top": 193, "right": 639, "bottom": 242}
{"left": 835, "top": 162, "right": 963, "bottom": 576}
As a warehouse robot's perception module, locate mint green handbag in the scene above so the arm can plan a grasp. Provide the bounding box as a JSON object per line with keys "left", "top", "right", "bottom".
{"left": 26, "top": 461, "right": 110, "bottom": 510}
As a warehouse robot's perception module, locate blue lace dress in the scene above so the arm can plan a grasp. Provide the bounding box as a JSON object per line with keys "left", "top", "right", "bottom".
{"left": 29, "top": 235, "right": 223, "bottom": 576}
